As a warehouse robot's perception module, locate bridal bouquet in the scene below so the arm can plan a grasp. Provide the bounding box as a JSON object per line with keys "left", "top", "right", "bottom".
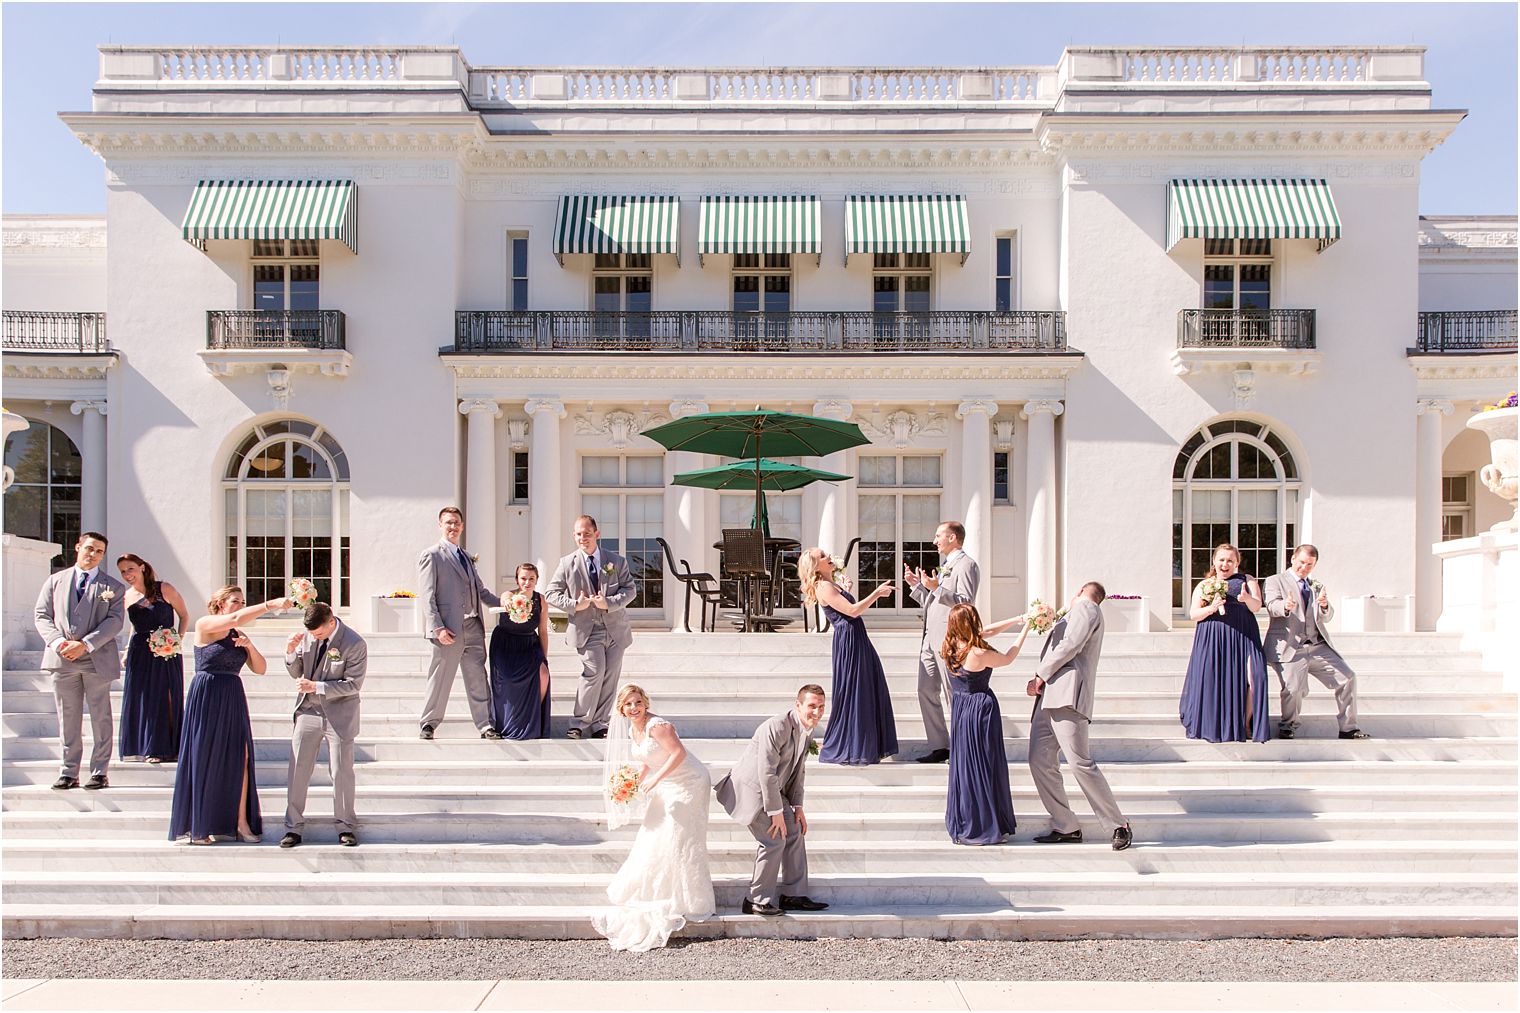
{"left": 607, "top": 764, "right": 642, "bottom": 805}
{"left": 505, "top": 591, "right": 533, "bottom": 624}
{"left": 147, "top": 628, "right": 182, "bottom": 659}
{"left": 289, "top": 577, "right": 319, "bottom": 608}
{"left": 829, "top": 555, "right": 852, "bottom": 592}
{"left": 1198, "top": 576, "right": 1229, "bottom": 614}
{"left": 1025, "top": 598, "right": 1062, "bottom": 634}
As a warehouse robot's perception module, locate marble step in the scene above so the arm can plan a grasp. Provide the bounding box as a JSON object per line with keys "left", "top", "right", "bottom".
{"left": 8, "top": 838, "right": 1512, "bottom": 875}
{"left": 2, "top": 808, "right": 1514, "bottom": 843}
{"left": 5, "top": 868, "right": 1510, "bottom": 910}
{"left": 9, "top": 757, "right": 1511, "bottom": 790}
{"left": 6, "top": 900, "right": 1512, "bottom": 942}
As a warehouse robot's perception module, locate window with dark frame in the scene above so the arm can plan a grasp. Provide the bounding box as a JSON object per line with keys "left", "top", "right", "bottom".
{"left": 511, "top": 450, "right": 530, "bottom": 503}
{"left": 508, "top": 232, "right": 529, "bottom": 310}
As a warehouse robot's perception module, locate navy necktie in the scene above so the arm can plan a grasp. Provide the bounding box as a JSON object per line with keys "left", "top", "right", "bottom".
{"left": 587, "top": 555, "right": 601, "bottom": 592}
{"left": 75, "top": 572, "right": 89, "bottom": 602}
{"left": 456, "top": 547, "right": 471, "bottom": 572}
{"left": 314, "top": 639, "right": 329, "bottom": 663}
{"left": 1299, "top": 578, "right": 1312, "bottom": 611}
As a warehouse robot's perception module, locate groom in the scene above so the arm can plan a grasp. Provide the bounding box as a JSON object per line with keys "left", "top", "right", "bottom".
{"left": 544, "top": 514, "right": 636, "bottom": 739}
{"left": 714, "top": 685, "right": 830, "bottom": 916}
{"left": 1263, "top": 544, "right": 1368, "bottom": 740}
{"left": 905, "top": 520, "right": 979, "bottom": 764}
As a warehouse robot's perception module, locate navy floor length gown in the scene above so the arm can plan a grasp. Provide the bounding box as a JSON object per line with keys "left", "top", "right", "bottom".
{"left": 488, "top": 592, "right": 550, "bottom": 739}
{"left": 168, "top": 632, "right": 262, "bottom": 840}
{"left": 819, "top": 590, "right": 898, "bottom": 765}
{"left": 945, "top": 666, "right": 1017, "bottom": 845}
{"left": 1179, "top": 573, "right": 1270, "bottom": 743}
{"left": 118, "top": 597, "right": 185, "bottom": 761}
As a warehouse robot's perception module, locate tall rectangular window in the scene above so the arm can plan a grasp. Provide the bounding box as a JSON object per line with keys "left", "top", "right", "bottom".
{"left": 872, "top": 253, "right": 932, "bottom": 348}
{"left": 732, "top": 253, "right": 792, "bottom": 350}
{"left": 1442, "top": 473, "right": 1473, "bottom": 541}
{"left": 252, "top": 240, "right": 320, "bottom": 311}
{"left": 580, "top": 454, "right": 665, "bottom": 609}
{"left": 1203, "top": 239, "right": 1272, "bottom": 310}
{"left": 857, "top": 454, "right": 942, "bottom": 612}
{"left": 593, "top": 253, "right": 653, "bottom": 346}
{"left": 994, "top": 235, "right": 1015, "bottom": 312}
{"left": 507, "top": 232, "right": 529, "bottom": 309}
{"left": 993, "top": 451, "right": 1011, "bottom": 503}
{"left": 511, "top": 450, "right": 530, "bottom": 503}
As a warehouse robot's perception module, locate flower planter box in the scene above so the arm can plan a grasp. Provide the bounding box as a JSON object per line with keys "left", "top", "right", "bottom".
{"left": 1338, "top": 595, "right": 1413, "bottom": 633}
{"left": 1101, "top": 596, "right": 1149, "bottom": 632}
{"left": 369, "top": 596, "right": 421, "bottom": 635}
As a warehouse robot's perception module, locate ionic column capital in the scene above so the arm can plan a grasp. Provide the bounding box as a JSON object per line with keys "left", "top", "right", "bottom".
{"left": 69, "top": 400, "right": 108, "bottom": 417}
{"left": 956, "top": 399, "right": 999, "bottom": 420}
{"left": 458, "top": 398, "right": 502, "bottom": 419}
{"left": 1415, "top": 398, "right": 1454, "bottom": 417}
{"left": 1020, "top": 399, "right": 1065, "bottom": 420}
{"left": 812, "top": 399, "right": 853, "bottom": 422}
{"left": 524, "top": 398, "right": 567, "bottom": 419}
{"left": 668, "top": 399, "right": 711, "bottom": 419}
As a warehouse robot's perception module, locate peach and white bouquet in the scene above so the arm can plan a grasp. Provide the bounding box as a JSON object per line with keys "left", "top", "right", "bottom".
{"left": 829, "top": 555, "right": 853, "bottom": 592}
{"left": 147, "top": 628, "right": 182, "bottom": 659}
{"left": 607, "top": 764, "right": 642, "bottom": 805}
{"left": 505, "top": 591, "right": 534, "bottom": 624}
{"left": 1025, "top": 598, "right": 1062, "bottom": 634}
{"left": 288, "top": 577, "right": 319, "bottom": 608}
{"left": 1198, "top": 576, "right": 1230, "bottom": 614}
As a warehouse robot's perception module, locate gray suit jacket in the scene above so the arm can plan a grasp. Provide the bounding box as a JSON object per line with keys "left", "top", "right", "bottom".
{"left": 1263, "top": 569, "right": 1339, "bottom": 663}
{"left": 1035, "top": 598, "right": 1105, "bottom": 719}
{"left": 908, "top": 549, "right": 980, "bottom": 645}
{"left": 285, "top": 619, "right": 367, "bottom": 740}
{"left": 714, "top": 709, "right": 810, "bottom": 826}
{"left": 419, "top": 540, "right": 501, "bottom": 639}
{"left": 34, "top": 568, "right": 125, "bottom": 679}
{"left": 543, "top": 548, "right": 636, "bottom": 649}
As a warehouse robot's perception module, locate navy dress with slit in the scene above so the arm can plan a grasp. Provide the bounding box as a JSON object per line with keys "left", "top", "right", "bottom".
{"left": 488, "top": 592, "right": 551, "bottom": 739}
{"left": 168, "top": 632, "right": 262, "bottom": 840}
{"left": 1179, "top": 573, "right": 1270, "bottom": 743}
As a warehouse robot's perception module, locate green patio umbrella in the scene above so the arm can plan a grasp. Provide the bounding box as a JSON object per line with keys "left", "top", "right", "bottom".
{"left": 671, "top": 457, "right": 854, "bottom": 536}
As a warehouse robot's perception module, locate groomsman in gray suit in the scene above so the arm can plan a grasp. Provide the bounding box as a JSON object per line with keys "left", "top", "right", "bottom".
{"left": 34, "top": 531, "right": 125, "bottom": 791}
{"left": 905, "top": 520, "right": 979, "bottom": 763}
{"left": 714, "top": 685, "right": 830, "bottom": 916}
{"left": 544, "top": 514, "right": 636, "bottom": 739}
{"left": 1263, "top": 544, "right": 1369, "bottom": 740}
{"left": 418, "top": 506, "right": 501, "bottom": 740}
{"left": 1027, "top": 582, "right": 1132, "bottom": 851}
{"left": 281, "top": 601, "right": 367, "bottom": 848}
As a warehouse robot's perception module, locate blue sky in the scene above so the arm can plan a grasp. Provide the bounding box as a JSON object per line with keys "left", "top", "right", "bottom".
{"left": 3, "top": 2, "right": 1515, "bottom": 215}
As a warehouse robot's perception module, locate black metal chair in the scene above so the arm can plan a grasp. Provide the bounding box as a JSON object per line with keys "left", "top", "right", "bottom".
{"left": 654, "top": 536, "right": 721, "bottom": 633}
{"left": 813, "top": 536, "right": 862, "bottom": 633}
{"left": 720, "top": 528, "right": 770, "bottom": 633}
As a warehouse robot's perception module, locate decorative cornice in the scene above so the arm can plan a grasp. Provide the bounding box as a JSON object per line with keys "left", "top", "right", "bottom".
{"left": 1407, "top": 354, "right": 1518, "bottom": 383}
{"left": 1, "top": 352, "right": 118, "bottom": 382}
{"left": 1, "top": 221, "right": 107, "bottom": 249}
{"left": 197, "top": 348, "right": 352, "bottom": 378}
{"left": 1170, "top": 348, "right": 1321, "bottom": 379}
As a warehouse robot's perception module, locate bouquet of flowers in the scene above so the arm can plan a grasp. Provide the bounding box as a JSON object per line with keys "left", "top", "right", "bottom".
{"left": 147, "top": 628, "right": 182, "bottom": 659}
{"left": 289, "top": 577, "right": 319, "bottom": 608}
{"left": 1025, "top": 598, "right": 1061, "bottom": 634}
{"left": 829, "top": 555, "right": 852, "bottom": 592}
{"left": 1480, "top": 391, "right": 1517, "bottom": 412}
{"left": 1198, "top": 576, "right": 1230, "bottom": 614}
{"left": 505, "top": 591, "right": 534, "bottom": 624}
{"left": 607, "top": 763, "right": 642, "bottom": 805}
{"left": 386, "top": 589, "right": 416, "bottom": 599}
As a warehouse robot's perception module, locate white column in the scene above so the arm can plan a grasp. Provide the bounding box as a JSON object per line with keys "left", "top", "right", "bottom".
{"left": 957, "top": 399, "right": 998, "bottom": 616}
{"left": 525, "top": 399, "right": 567, "bottom": 582}
{"left": 1415, "top": 398, "right": 1453, "bottom": 631}
{"left": 459, "top": 399, "right": 503, "bottom": 586}
{"left": 70, "top": 401, "right": 108, "bottom": 533}
{"left": 1021, "top": 399, "right": 1064, "bottom": 608}
{"left": 667, "top": 400, "right": 711, "bottom": 578}
{"left": 813, "top": 399, "right": 854, "bottom": 556}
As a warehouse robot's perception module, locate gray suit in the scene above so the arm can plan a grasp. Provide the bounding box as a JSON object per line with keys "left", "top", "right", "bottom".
{"left": 1263, "top": 570, "right": 1358, "bottom": 733}
{"left": 418, "top": 540, "right": 501, "bottom": 733}
{"left": 284, "top": 619, "right": 367, "bottom": 834}
{"left": 714, "top": 709, "right": 812, "bottom": 907}
{"left": 1028, "top": 598, "right": 1126, "bottom": 834}
{"left": 35, "top": 567, "right": 126, "bottom": 779}
{"left": 543, "top": 548, "right": 636, "bottom": 734}
{"left": 908, "top": 549, "right": 979, "bottom": 751}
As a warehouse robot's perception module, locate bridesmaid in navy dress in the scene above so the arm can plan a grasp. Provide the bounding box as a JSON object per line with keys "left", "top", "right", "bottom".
{"left": 1179, "top": 543, "right": 1269, "bottom": 743}
{"left": 940, "top": 603, "right": 1032, "bottom": 845}
{"left": 488, "top": 562, "right": 551, "bottom": 739}
{"left": 115, "top": 554, "right": 189, "bottom": 764}
{"left": 168, "top": 585, "right": 289, "bottom": 844}
{"left": 798, "top": 548, "right": 899, "bottom": 765}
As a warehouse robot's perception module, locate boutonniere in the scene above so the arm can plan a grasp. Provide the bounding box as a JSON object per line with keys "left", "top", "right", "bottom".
{"left": 470, "top": 552, "right": 480, "bottom": 564}
{"left": 98, "top": 587, "right": 115, "bottom": 601}
{"left": 602, "top": 562, "right": 617, "bottom": 580}
{"left": 806, "top": 738, "right": 820, "bottom": 757}
{"left": 326, "top": 648, "right": 343, "bottom": 664}
{"left": 1309, "top": 579, "right": 1325, "bottom": 594}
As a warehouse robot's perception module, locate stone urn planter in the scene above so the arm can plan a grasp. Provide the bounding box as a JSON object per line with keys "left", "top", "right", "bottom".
{"left": 2, "top": 409, "right": 30, "bottom": 490}
{"left": 1467, "top": 405, "right": 1518, "bottom": 531}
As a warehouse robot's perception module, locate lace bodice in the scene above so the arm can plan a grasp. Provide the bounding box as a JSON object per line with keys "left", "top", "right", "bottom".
{"left": 630, "top": 716, "right": 709, "bottom": 785}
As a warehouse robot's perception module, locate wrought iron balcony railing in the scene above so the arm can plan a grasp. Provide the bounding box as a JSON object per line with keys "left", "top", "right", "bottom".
{"left": 451, "top": 310, "right": 1067, "bottom": 353}
{"left": 2, "top": 311, "right": 109, "bottom": 353}
{"left": 1177, "top": 309, "right": 1316, "bottom": 349}
{"left": 206, "top": 310, "right": 346, "bottom": 350}
{"left": 1413, "top": 310, "right": 1518, "bottom": 353}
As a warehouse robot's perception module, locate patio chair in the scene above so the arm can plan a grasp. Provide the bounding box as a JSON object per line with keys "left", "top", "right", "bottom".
{"left": 654, "top": 536, "right": 721, "bottom": 633}
{"left": 720, "top": 527, "right": 770, "bottom": 633}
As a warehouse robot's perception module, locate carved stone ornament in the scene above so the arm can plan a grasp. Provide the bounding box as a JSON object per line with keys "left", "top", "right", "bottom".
{"left": 1232, "top": 368, "right": 1256, "bottom": 410}
{"left": 856, "top": 408, "right": 948, "bottom": 449}
{"left": 573, "top": 408, "right": 670, "bottom": 449}
{"left": 506, "top": 419, "right": 530, "bottom": 451}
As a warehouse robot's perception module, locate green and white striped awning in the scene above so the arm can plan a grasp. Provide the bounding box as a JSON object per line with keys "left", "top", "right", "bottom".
{"left": 553, "top": 195, "right": 682, "bottom": 265}
{"left": 845, "top": 195, "right": 971, "bottom": 264}
{"left": 698, "top": 196, "right": 822, "bottom": 264}
{"left": 182, "top": 180, "right": 357, "bottom": 253}
{"left": 1167, "top": 179, "right": 1342, "bottom": 252}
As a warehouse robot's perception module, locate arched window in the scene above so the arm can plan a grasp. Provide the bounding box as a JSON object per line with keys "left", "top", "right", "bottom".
{"left": 1172, "top": 420, "right": 1301, "bottom": 608}
{"left": 224, "top": 420, "right": 350, "bottom": 607}
{"left": 3, "top": 419, "right": 81, "bottom": 569}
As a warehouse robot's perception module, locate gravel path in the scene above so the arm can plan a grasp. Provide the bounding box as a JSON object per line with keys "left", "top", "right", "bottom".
{"left": 4, "top": 937, "right": 1515, "bottom": 981}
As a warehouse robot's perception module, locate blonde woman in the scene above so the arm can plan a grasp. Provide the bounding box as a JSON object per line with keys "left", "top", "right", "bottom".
{"left": 591, "top": 684, "right": 715, "bottom": 951}
{"left": 797, "top": 548, "right": 898, "bottom": 765}
{"left": 1179, "top": 544, "right": 1268, "bottom": 742}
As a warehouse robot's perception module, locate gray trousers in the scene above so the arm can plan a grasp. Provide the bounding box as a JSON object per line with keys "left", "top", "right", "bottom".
{"left": 420, "top": 617, "right": 491, "bottom": 732}
{"left": 52, "top": 660, "right": 114, "bottom": 778}
{"left": 743, "top": 806, "right": 809, "bottom": 907}
{"left": 570, "top": 622, "right": 626, "bottom": 734}
{"left": 1028, "top": 700, "right": 1126, "bottom": 835}
{"left": 1273, "top": 644, "right": 1358, "bottom": 733}
{"left": 917, "top": 633, "right": 952, "bottom": 751}
{"left": 285, "top": 710, "right": 357, "bottom": 834}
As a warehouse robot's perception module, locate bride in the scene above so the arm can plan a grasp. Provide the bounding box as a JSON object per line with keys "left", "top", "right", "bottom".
{"left": 591, "top": 684, "right": 716, "bottom": 951}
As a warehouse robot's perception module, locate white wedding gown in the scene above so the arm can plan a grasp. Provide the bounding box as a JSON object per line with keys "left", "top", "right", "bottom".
{"left": 591, "top": 716, "right": 717, "bottom": 951}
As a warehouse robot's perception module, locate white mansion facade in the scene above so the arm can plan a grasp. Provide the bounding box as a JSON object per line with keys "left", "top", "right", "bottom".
{"left": 3, "top": 45, "right": 1516, "bottom": 631}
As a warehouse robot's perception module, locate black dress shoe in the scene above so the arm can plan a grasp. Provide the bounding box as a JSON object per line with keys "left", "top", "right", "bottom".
{"left": 1339, "top": 728, "right": 1371, "bottom": 740}
{"left": 566, "top": 728, "right": 583, "bottom": 740}
{"left": 915, "top": 748, "right": 950, "bottom": 764}
{"left": 481, "top": 729, "right": 503, "bottom": 740}
{"left": 1033, "top": 828, "right": 1083, "bottom": 844}
{"left": 590, "top": 729, "right": 608, "bottom": 739}
{"left": 82, "top": 774, "right": 108, "bottom": 790}
{"left": 279, "top": 833, "right": 302, "bottom": 849}
{"left": 51, "top": 776, "right": 79, "bottom": 791}
{"left": 1278, "top": 725, "right": 1296, "bottom": 739}
{"left": 780, "top": 895, "right": 829, "bottom": 911}
{"left": 740, "top": 898, "right": 783, "bottom": 916}
{"left": 1112, "top": 825, "right": 1133, "bottom": 851}
{"left": 418, "top": 725, "right": 435, "bottom": 741}
{"left": 338, "top": 832, "right": 358, "bottom": 847}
